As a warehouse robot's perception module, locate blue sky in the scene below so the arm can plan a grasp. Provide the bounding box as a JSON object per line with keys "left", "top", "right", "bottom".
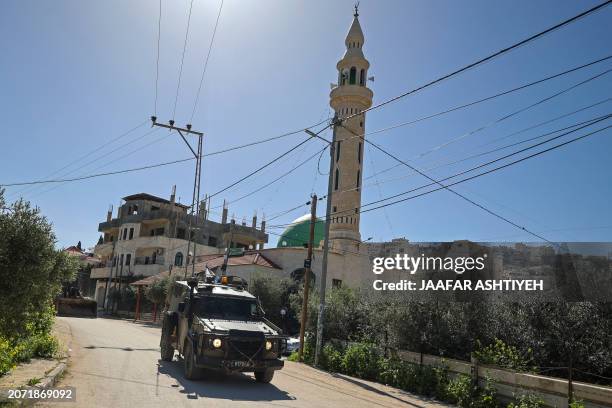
{"left": 1, "top": 0, "right": 611, "bottom": 249}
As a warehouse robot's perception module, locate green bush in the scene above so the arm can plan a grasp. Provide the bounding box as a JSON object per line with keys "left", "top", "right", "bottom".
{"left": 31, "top": 334, "right": 58, "bottom": 358}
{"left": 287, "top": 351, "right": 299, "bottom": 362}
{"left": 320, "top": 343, "right": 344, "bottom": 372}
{"left": 0, "top": 337, "right": 15, "bottom": 376}
{"left": 569, "top": 399, "right": 585, "bottom": 408}
{"left": 342, "top": 343, "right": 381, "bottom": 381}
{"left": 474, "top": 339, "right": 535, "bottom": 372}
{"left": 447, "top": 375, "right": 475, "bottom": 407}
{"left": 507, "top": 393, "right": 545, "bottom": 408}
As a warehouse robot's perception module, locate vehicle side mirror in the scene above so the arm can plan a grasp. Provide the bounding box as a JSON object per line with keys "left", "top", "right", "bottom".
{"left": 178, "top": 302, "right": 185, "bottom": 313}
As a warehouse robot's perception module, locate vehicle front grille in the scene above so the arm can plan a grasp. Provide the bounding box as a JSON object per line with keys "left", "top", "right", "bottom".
{"left": 227, "top": 339, "right": 264, "bottom": 361}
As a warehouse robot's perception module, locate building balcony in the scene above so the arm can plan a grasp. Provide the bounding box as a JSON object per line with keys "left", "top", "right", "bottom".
{"left": 91, "top": 267, "right": 112, "bottom": 279}
{"left": 98, "top": 209, "right": 181, "bottom": 232}
{"left": 134, "top": 256, "right": 165, "bottom": 266}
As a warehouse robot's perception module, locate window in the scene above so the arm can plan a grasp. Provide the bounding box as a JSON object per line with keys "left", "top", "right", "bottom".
{"left": 356, "top": 170, "right": 360, "bottom": 189}
{"left": 155, "top": 227, "right": 165, "bottom": 236}
{"left": 112, "top": 256, "right": 117, "bottom": 267}
{"left": 336, "top": 140, "right": 341, "bottom": 162}
{"left": 208, "top": 236, "right": 218, "bottom": 247}
{"left": 333, "top": 206, "right": 337, "bottom": 213}
{"left": 119, "top": 254, "right": 124, "bottom": 267}
{"left": 125, "top": 254, "right": 131, "bottom": 266}
{"left": 349, "top": 67, "right": 356, "bottom": 84}
{"left": 358, "top": 142, "right": 362, "bottom": 163}
{"left": 360, "top": 69, "right": 365, "bottom": 86}
{"left": 151, "top": 205, "right": 160, "bottom": 211}
{"left": 334, "top": 168, "right": 339, "bottom": 190}
{"left": 128, "top": 227, "right": 134, "bottom": 240}
{"left": 176, "top": 228, "right": 186, "bottom": 239}
{"left": 122, "top": 228, "right": 127, "bottom": 240}
{"left": 174, "top": 252, "right": 184, "bottom": 267}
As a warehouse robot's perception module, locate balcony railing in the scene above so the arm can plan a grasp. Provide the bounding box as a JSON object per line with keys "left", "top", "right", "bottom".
{"left": 134, "top": 256, "right": 165, "bottom": 266}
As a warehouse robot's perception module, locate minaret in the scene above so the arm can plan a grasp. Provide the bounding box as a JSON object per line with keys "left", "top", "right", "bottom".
{"left": 329, "top": 5, "right": 373, "bottom": 252}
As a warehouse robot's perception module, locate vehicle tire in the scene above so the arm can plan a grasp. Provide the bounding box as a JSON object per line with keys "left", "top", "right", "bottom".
{"left": 183, "top": 341, "right": 204, "bottom": 380}
{"left": 254, "top": 369, "right": 274, "bottom": 383}
{"left": 160, "top": 314, "right": 175, "bottom": 361}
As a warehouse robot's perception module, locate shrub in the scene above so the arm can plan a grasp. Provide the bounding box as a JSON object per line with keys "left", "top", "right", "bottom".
{"left": 287, "top": 352, "right": 299, "bottom": 362}
{"left": 342, "top": 343, "right": 381, "bottom": 381}
{"left": 0, "top": 337, "right": 14, "bottom": 376}
{"left": 474, "top": 338, "right": 535, "bottom": 372}
{"left": 569, "top": 400, "right": 585, "bottom": 408}
{"left": 32, "top": 334, "right": 59, "bottom": 358}
{"left": 321, "top": 343, "right": 344, "bottom": 372}
{"left": 507, "top": 393, "right": 545, "bottom": 408}
{"left": 447, "top": 375, "right": 474, "bottom": 407}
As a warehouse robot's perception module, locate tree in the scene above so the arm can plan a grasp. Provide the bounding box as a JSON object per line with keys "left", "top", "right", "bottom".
{"left": 0, "top": 191, "right": 78, "bottom": 341}
{"left": 145, "top": 277, "right": 170, "bottom": 321}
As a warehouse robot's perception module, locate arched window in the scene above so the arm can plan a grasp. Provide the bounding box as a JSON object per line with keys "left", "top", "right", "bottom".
{"left": 174, "top": 252, "right": 184, "bottom": 266}
{"left": 356, "top": 170, "right": 361, "bottom": 190}
{"left": 358, "top": 142, "right": 362, "bottom": 163}
{"left": 360, "top": 69, "right": 365, "bottom": 86}
{"left": 336, "top": 140, "right": 341, "bottom": 162}
{"left": 334, "top": 168, "right": 339, "bottom": 190}
{"left": 349, "top": 67, "right": 356, "bottom": 84}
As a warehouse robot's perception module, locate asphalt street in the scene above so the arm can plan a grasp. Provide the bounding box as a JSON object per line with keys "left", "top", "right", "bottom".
{"left": 42, "top": 317, "right": 449, "bottom": 408}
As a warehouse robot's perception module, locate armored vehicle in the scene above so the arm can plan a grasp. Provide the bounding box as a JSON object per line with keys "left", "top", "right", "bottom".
{"left": 160, "top": 275, "right": 287, "bottom": 383}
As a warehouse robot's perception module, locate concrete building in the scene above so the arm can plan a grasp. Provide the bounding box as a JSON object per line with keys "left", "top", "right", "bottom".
{"left": 91, "top": 188, "right": 268, "bottom": 305}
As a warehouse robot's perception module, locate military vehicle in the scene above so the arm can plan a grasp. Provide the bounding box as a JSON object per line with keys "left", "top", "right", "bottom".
{"left": 159, "top": 275, "right": 287, "bottom": 383}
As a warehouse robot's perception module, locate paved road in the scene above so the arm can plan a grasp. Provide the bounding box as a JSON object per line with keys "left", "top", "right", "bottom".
{"left": 44, "top": 317, "right": 448, "bottom": 408}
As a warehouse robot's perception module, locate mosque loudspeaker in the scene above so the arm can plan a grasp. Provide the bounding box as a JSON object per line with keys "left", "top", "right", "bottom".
{"left": 330, "top": 83, "right": 338, "bottom": 89}
{"left": 368, "top": 76, "right": 375, "bottom": 82}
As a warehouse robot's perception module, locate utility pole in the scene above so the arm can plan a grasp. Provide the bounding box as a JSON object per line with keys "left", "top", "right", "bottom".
{"left": 150, "top": 117, "right": 204, "bottom": 278}
{"left": 298, "top": 194, "right": 317, "bottom": 361}
{"left": 307, "top": 115, "right": 339, "bottom": 367}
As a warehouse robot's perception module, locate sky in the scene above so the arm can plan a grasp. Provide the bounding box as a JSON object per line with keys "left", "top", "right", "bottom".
{"left": 0, "top": 0, "right": 611, "bottom": 250}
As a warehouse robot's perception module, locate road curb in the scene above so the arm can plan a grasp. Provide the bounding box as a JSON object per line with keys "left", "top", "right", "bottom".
{"left": 0, "top": 358, "right": 67, "bottom": 407}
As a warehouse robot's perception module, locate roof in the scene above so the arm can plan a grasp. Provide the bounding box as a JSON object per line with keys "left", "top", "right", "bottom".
{"left": 276, "top": 214, "right": 324, "bottom": 248}
{"left": 160, "top": 251, "right": 282, "bottom": 276}
{"left": 122, "top": 193, "right": 190, "bottom": 209}
{"left": 131, "top": 271, "right": 169, "bottom": 286}
{"left": 197, "top": 252, "right": 282, "bottom": 271}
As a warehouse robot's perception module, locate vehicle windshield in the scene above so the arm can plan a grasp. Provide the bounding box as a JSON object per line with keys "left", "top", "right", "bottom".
{"left": 194, "top": 296, "right": 261, "bottom": 320}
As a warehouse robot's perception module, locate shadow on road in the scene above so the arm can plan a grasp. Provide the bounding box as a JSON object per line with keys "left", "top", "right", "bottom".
{"left": 157, "top": 360, "right": 295, "bottom": 402}
{"left": 83, "top": 345, "right": 159, "bottom": 352}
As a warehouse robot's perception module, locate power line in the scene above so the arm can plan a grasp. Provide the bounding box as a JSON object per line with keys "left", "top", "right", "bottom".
{"left": 267, "top": 116, "right": 611, "bottom": 230}
{"left": 154, "top": 0, "right": 162, "bottom": 115}
{"left": 347, "top": 66, "right": 612, "bottom": 165}
{"left": 359, "top": 124, "right": 612, "bottom": 217}
{"left": 218, "top": 145, "right": 327, "bottom": 208}
{"left": 172, "top": 0, "right": 195, "bottom": 120}
{"left": 208, "top": 124, "right": 331, "bottom": 198}
{"left": 368, "top": 112, "right": 612, "bottom": 189}
{"left": 189, "top": 0, "right": 224, "bottom": 123}
{"left": 0, "top": 156, "right": 195, "bottom": 188}
{"left": 208, "top": 137, "right": 314, "bottom": 198}
{"left": 359, "top": 115, "right": 611, "bottom": 211}
{"left": 365, "top": 97, "right": 611, "bottom": 182}
{"left": 362, "top": 55, "right": 612, "bottom": 142}
{"left": 344, "top": 0, "right": 612, "bottom": 122}
{"left": 7, "top": 120, "right": 150, "bottom": 200}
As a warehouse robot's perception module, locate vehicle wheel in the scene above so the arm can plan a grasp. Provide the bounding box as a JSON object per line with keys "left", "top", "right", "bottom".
{"left": 183, "top": 341, "right": 204, "bottom": 380}
{"left": 160, "top": 315, "right": 175, "bottom": 361}
{"left": 254, "top": 369, "right": 274, "bottom": 383}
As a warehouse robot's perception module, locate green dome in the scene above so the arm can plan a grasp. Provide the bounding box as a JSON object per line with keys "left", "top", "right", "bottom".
{"left": 276, "top": 214, "right": 324, "bottom": 248}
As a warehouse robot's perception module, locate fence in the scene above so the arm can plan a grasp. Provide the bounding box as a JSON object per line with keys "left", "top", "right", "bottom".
{"left": 397, "top": 350, "right": 612, "bottom": 408}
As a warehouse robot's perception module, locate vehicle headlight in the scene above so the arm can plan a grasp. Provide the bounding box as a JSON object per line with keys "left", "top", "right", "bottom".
{"left": 212, "top": 338, "right": 222, "bottom": 348}
{"left": 265, "top": 340, "right": 273, "bottom": 351}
